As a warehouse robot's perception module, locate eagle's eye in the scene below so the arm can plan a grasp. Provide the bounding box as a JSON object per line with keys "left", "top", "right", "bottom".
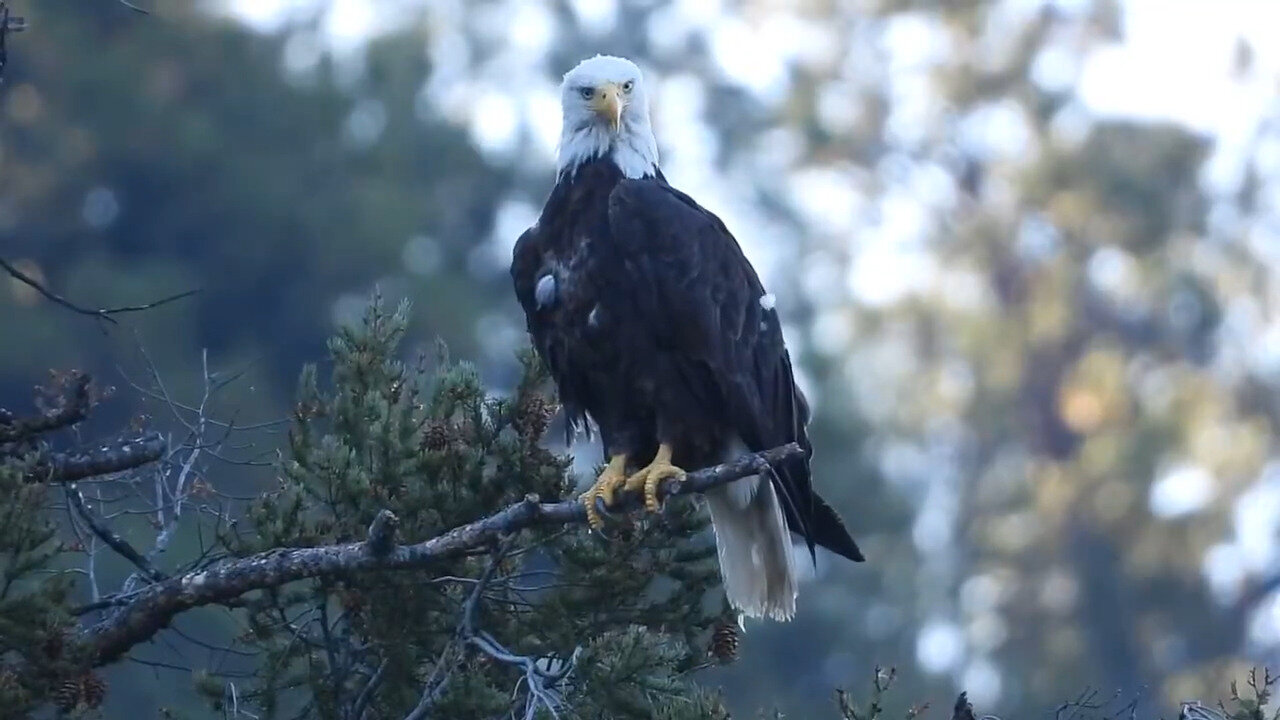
{"left": 579, "top": 87, "right": 594, "bottom": 100}
{"left": 622, "top": 80, "right": 634, "bottom": 93}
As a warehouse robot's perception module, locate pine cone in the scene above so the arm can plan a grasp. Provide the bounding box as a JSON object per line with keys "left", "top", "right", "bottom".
{"left": 422, "top": 420, "right": 451, "bottom": 451}
{"left": 709, "top": 618, "right": 740, "bottom": 664}
{"left": 80, "top": 674, "right": 106, "bottom": 709}
{"left": 294, "top": 399, "right": 324, "bottom": 421}
{"left": 52, "top": 673, "right": 107, "bottom": 711}
{"left": 514, "top": 394, "right": 555, "bottom": 439}
{"left": 52, "top": 680, "right": 79, "bottom": 713}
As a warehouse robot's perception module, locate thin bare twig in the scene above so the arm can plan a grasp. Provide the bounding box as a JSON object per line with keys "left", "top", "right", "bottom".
{"left": 0, "top": 2, "right": 26, "bottom": 83}
{"left": 1054, "top": 687, "right": 1140, "bottom": 720}
{"left": 466, "top": 614, "right": 575, "bottom": 720}
{"left": 403, "top": 534, "right": 575, "bottom": 720}
{"left": 0, "top": 257, "right": 197, "bottom": 325}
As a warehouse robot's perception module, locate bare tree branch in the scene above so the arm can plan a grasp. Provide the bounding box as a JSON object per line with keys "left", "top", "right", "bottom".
{"left": 0, "top": 2, "right": 26, "bottom": 83}
{"left": 1054, "top": 687, "right": 1140, "bottom": 720}
{"left": 0, "top": 257, "right": 198, "bottom": 325}
{"left": 25, "top": 432, "right": 166, "bottom": 484}
{"left": 116, "top": 0, "right": 150, "bottom": 14}
{"left": 405, "top": 538, "right": 514, "bottom": 720}
{"left": 79, "top": 443, "right": 801, "bottom": 668}
{"left": 349, "top": 660, "right": 388, "bottom": 720}
{"left": 66, "top": 483, "right": 167, "bottom": 582}
{"left": 0, "top": 372, "right": 91, "bottom": 442}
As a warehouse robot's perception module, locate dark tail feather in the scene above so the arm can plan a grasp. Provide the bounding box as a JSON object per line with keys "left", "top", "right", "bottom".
{"left": 810, "top": 492, "right": 864, "bottom": 562}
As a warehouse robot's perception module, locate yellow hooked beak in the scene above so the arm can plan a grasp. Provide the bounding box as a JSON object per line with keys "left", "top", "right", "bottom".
{"left": 589, "top": 82, "right": 623, "bottom": 133}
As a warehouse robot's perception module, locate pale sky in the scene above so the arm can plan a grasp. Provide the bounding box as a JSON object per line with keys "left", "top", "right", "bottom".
{"left": 1078, "top": 0, "right": 1280, "bottom": 136}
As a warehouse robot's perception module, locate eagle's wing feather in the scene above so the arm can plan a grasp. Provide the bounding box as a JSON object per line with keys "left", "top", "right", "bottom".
{"left": 511, "top": 224, "right": 591, "bottom": 440}
{"left": 510, "top": 226, "right": 541, "bottom": 319}
{"left": 607, "top": 179, "right": 862, "bottom": 562}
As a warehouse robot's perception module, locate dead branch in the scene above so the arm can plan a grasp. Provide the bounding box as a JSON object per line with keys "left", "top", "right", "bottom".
{"left": 0, "top": 257, "right": 197, "bottom": 325}
{"left": 0, "top": 2, "right": 25, "bottom": 83}
{"left": 24, "top": 432, "right": 166, "bottom": 484}
{"left": 349, "top": 659, "right": 388, "bottom": 720}
{"left": 405, "top": 538, "right": 516, "bottom": 720}
{"left": 837, "top": 665, "right": 930, "bottom": 720}
{"left": 403, "top": 534, "right": 573, "bottom": 720}
{"left": 79, "top": 443, "right": 802, "bottom": 668}
{"left": 66, "top": 483, "right": 167, "bottom": 582}
{"left": 1054, "top": 687, "right": 1139, "bottom": 720}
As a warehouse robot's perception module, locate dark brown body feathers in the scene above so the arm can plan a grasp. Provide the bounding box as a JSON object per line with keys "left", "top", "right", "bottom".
{"left": 511, "top": 158, "right": 862, "bottom": 564}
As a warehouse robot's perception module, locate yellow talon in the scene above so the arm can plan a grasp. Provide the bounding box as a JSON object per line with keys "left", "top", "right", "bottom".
{"left": 625, "top": 443, "right": 686, "bottom": 513}
{"left": 580, "top": 454, "right": 628, "bottom": 529}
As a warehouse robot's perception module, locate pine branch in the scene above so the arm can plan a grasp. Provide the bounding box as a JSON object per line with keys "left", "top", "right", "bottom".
{"left": 23, "top": 432, "right": 166, "bottom": 484}
{"left": 78, "top": 443, "right": 802, "bottom": 668}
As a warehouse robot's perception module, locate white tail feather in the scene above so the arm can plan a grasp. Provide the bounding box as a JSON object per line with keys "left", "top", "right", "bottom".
{"left": 704, "top": 473, "right": 797, "bottom": 621}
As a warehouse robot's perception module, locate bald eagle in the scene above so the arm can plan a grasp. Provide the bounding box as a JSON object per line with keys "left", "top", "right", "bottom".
{"left": 510, "top": 55, "right": 863, "bottom": 621}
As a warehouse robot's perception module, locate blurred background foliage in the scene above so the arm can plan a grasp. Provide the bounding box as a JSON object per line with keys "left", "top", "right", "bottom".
{"left": 3, "top": 0, "right": 1280, "bottom": 716}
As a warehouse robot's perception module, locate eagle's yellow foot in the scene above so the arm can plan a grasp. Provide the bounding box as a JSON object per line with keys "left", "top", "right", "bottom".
{"left": 580, "top": 454, "right": 628, "bottom": 529}
{"left": 624, "top": 443, "right": 686, "bottom": 513}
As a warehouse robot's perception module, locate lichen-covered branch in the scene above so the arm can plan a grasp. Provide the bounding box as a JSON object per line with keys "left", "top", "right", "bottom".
{"left": 23, "top": 432, "right": 165, "bottom": 484}
{"left": 80, "top": 443, "right": 800, "bottom": 668}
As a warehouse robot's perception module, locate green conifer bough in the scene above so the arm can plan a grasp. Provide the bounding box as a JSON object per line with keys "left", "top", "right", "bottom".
{"left": 216, "top": 295, "right": 733, "bottom": 719}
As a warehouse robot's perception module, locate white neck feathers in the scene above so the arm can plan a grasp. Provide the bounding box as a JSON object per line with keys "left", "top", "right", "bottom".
{"left": 557, "top": 120, "right": 659, "bottom": 180}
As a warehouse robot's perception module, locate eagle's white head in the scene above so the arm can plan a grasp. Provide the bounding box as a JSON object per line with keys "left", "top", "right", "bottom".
{"left": 557, "top": 55, "right": 659, "bottom": 180}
